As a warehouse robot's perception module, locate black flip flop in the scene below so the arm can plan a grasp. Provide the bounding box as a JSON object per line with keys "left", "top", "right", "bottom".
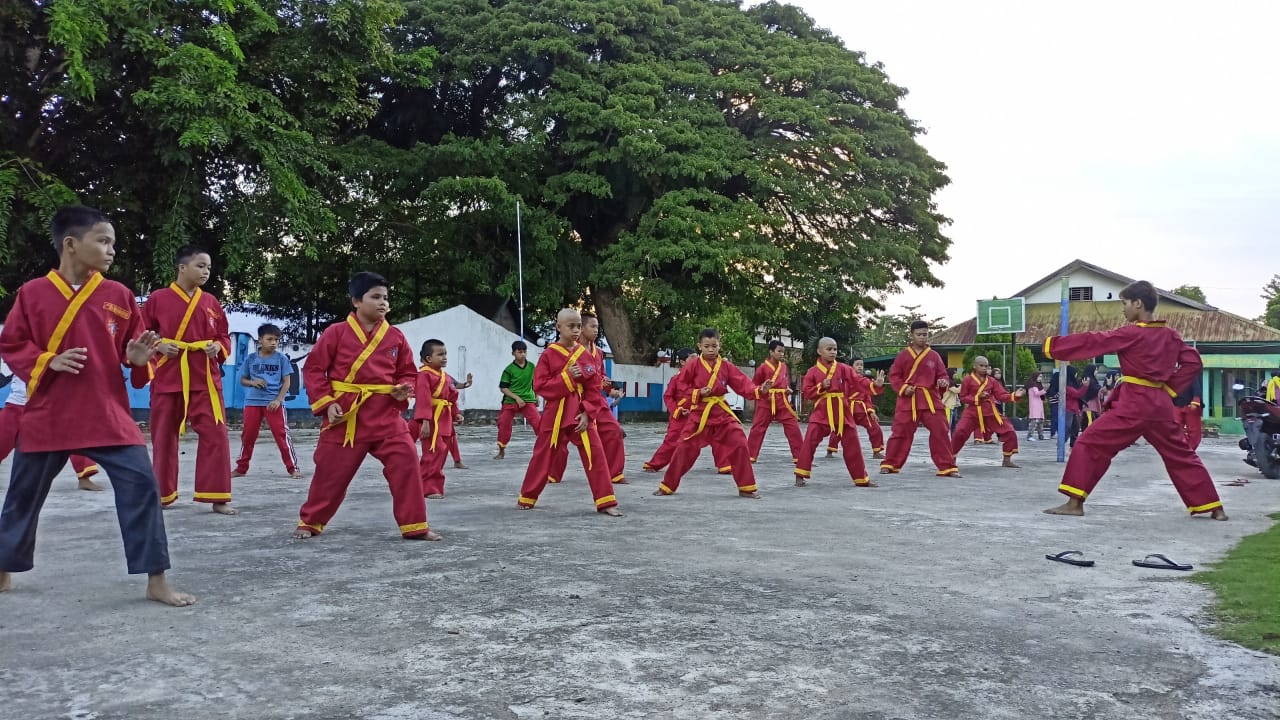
{"left": 1045, "top": 550, "right": 1095, "bottom": 567}
{"left": 1132, "top": 554, "right": 1193, "bottom": 571}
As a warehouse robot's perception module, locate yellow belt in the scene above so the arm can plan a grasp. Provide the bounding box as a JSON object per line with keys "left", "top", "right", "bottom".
{"left": 427, "top": 398, "right": 453, "bottom": 451}
{"left": 767, "top": 387, "right": 797, "bottom": 417}
{"left": 330, "top": 381, "right": 395, "bottom": 446}
{"left": 549, "top": 396, "right": 592, "bottom": 469}
{"left": 1120, "top": 376, "right": 1176, "bottom": 397}
{"left": 976, "top": 400, "right": 1004, "bottom": 435}
{"left": 686, "top": 396, "right": 740, "bottom": 439}
{"left": 821, "top": 391, "right": 845, "bottom": 435}
{"left": 163, "top": 338, "right": 225, "bottom": 432}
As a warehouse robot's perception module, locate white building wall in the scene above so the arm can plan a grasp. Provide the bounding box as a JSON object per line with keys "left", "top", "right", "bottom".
{"left": 1022, "top": 268, "right": 1129, "bottom": 305}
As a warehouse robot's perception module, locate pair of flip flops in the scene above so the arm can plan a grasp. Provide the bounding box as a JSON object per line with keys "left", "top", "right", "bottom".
{"left": 1044, "top": 551, "right": 1193, "bottom": 571}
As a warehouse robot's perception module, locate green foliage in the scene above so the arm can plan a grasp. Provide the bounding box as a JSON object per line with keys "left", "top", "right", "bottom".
{"left": 1171, "top": 284, "right": 1208, "bottom": 304}
{"left": 854, "top": 306, "right": 944, "bottom": 360}
{"left": 1262, "top": 275, "right": 1280, "bottom": 330}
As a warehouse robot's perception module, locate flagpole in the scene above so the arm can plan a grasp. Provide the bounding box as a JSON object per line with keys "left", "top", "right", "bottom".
{"left": 516, "top": 201, "right": 525, "bottom": 338}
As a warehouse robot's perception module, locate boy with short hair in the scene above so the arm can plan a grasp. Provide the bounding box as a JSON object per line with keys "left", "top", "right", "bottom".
{"left": 880, "top": 321, "right": 959, "bottom": 477}
{"left": 826, "top": 357, "right": 886, "bottom": 460}
{"left": 1043, "top": 281, "right": 1227, "bottom": 520}
{"left": 950, "top": 355, "right": 1025, "bottom": 467}
{"left": 795, "top": 338, "right": 871, "bottom": 487}
{"left": 0, "top": 205, "right": 193, "bottom": 606}
{"left": 653, "top": 328, "right": 768, "bottom": 498}
{"left": 1, "top": 379, "right": 104, "bottom": 491}
{"left": 517, "top": 309, "right": 622, "bottom": 515}
{"left": 746, "top": 340, "right": 804, "bottom": 465}
{"left": 494, "top": 340, "right": 539, "bottom": 460}
{"left": 143, "top": 245, "right": 235, "bottom": 514}
{"left": 233, "top": 323, "right": 300, "bottom": 478}
{"left": 291, "top": 272, "right": 440, "bottom": 540}
{"left": 643, "top": 348, "right": 734, "bottom": 474}
{"left": 415, "top": 338, "right": 463, "bottom": 499}
{"left": 555, "top": 312, "right": 627, "bottom": 483}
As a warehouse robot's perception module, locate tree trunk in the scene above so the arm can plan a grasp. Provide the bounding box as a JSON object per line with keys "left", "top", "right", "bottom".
{"left": 592, "top": 286, "right": 653, "bottom": 364}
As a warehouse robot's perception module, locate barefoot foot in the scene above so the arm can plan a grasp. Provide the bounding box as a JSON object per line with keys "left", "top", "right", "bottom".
{"left": 643, "top": 465, "right": 659, "bottom": 473}
{"left": 407, "top": 529, "right": 444, "bottom": 540}
{"left": 454, "top": 462, "right": 468, "bottom": 469}
{"left": 739, "top": 491, "right": 762, "bottom": 499}
{"left": 493, "top": 449, "right": 505, "bottom": 460}
{"left": 652, "top": 489, "right": 671, "bottom": 497}
{"left": 0, "top": 572, "right": 10, "bottom": 593}
{"left": 231, "top": 470, "right": 247, "bottom": 478}
{"left": 1003, "top": 460, "right": 1020, "bottom": 468}
{"left": 879, "top": 467, "right": 897, "bottom": 475}
{"left": 517, "top": 503, "right": 535, "bottom": 510}
{"left": 212, "top": 503, "right": 238, "bottom": 516}
{"left": 78, "top": 478, "right": 105, "bottom": 491}
{"left": 1043, "top": 500, "right": 1085, "bottom": 516}
{"left": 873, "top": 451, "right": 884, "bottom": 459}
{"left": 794, "top": 476, "right": 807, "bottom": 487}
{"left": 291, "top": 526, "right": 318, "bottom": 539}
{"left": 600, "top": 506, "right": 623, "bottom": 517}
{"left": 855, "top": 481, "right": 880, "bottom": 488}
{"left": 1210, "top": 508, "right": 1229, "bottom": 521}
{"left": 426, "top": 493, "right": 444, "bottom": 500}
{"left": 146, "top": 573, "right": 196, "bottom": 607}
{"left": 289, "top": 472, "right": 304, "bottom": 479}
{"left": 612, "top": 478, "right": 629, "bottom": 484}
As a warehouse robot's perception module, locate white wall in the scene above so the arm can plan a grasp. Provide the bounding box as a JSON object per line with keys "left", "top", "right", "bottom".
{"left": 1023, "top": 267, "right": 1129, "bottom": 305}
{"left": 396, "top": 305, "right": 543, "bottom": 412}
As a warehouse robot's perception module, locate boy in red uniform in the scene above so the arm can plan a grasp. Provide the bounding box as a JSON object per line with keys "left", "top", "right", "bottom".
{"left": 291, "top": 272, "right": 440, "bottom": 540}
{"left": 576, "top": 313, "right": 627, "bottom": 483}
{"left": 826, "top": 357, "right": 886, "bottom": 459}
{"left": 1172, "top": 375, "right": 1204, "bottom": 452}
{"left": 0, "top": 205, "right": 193, "bottom": 605}
{"left": 746, "top": 340, "right": 804, "bottom": 465}
{"left": 654, "top": 328, "right": 768, "bottom": 498}
{"left": 414, "top": 339, "right": 463, "bottom": 499}
{"left": 494, "top": 341, "right": 539, "bottom": 460}
{"left": 1043, "top": 281, "right": 1227, "bottom": 519}
{"left": 644, "top": 349, "right": 734, "bottom": 474}
{"left": 950, "top": 356, "right": 1025, "bottom": 467}
{"left": 233, "top": 323, "right": 301, "bottom": 478}
{"left": 1, "top": 380, "right": 104, "bottom": 490}
{"left": 517, "top": 309, "right": 622, "bottom": 515}
{"left": 143, "top": 245, "right": 234, "bottom": 514}
{"left": 880, "top": 321, "right": 959, "bottom": 477}
{"left": 795, "top": 338, "right": 871, "bottom": 487}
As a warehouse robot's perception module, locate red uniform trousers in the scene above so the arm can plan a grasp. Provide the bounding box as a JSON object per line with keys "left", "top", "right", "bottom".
{"left": 0, "top": 404, "right": 98, "bottom": 479}
{"left": 296, "top": 432, "right": 431, "bottom": 537}
{"left": 549, "top": 413, "right": 626, "bottom": 483}
{"left": 150, "top": 390, "right": 232, "bottom": 505}
{"left": 746, "top": 401, "right": 804, "bottom": 464}
{"left": 1058, "top": 399, "right": 1220, "bottom": 513}
{"left": 798, "top": 421, "right": 869, "bottom": 484}
{"left": 1181, "top": 407, "right": 1203, "bottom": 452}
{"left": 826, "top": 411, "right": 885, "bottom": 454}
{"left": 645, "top": 420, "right": 732, "bottom": 473}
{"left": 658, "top": 421, "right": 756, "bottom": 495}
{"left": 518, "top": 424, "right": 618, "bottom": 510}
{"left": 880, "top": 405, "right": 959, "bottom": 475}
{"left": 950, "top": 410, "right": 1018, "bottom": 458}
{"left": 449, "top": 433, "right": 462, "bottom": 464}
{"left": 419, "top": 432, "right": 453, "bottom": 496}
{"left": 235, "top": 405, "right": 298, "bottom": 474}
{"left": 496, "top": 402, "right": 541, "bottom": 448}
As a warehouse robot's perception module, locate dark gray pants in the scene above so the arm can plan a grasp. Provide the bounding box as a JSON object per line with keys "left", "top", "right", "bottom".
{"left": 1, "top": 445, "right": 170, "bottom": 574}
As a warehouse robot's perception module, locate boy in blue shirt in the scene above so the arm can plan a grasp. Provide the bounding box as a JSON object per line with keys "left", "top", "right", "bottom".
{"left": 233, "top": 323, "right": 300, "bottom": 478}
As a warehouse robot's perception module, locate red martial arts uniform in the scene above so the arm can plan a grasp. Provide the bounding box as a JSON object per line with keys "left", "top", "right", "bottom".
{"left": 142, "top": 283, "right": 232, "bottom": 505}
{"left": 414, "top": 365, "right": 459, "bottom": 497}
{"left": 1, "top": 387, "right": 99, "bottom": 480}
{"left": 295, "top": 315, "right": 431, "bottom": 538}
{"left": 644, "top": 368, "right": 732, "bottom": 473}
{"left": 950, "top": 373, "right": 1019, "bottom": 458}
{"left": 517, "top": 342, "right": 618, "bottom": 511}
{"left": 827, "top": 372, "right": 886, "bottom": 455}
{"left": 746, "top": 359, "right": 804, "bottom": 464}
{"left": 1181, "top": 401, "right": 1203, "bottom": 452}
{"left": 656, "top": 356, "right": 762, "bottom": 495}
{"left": 1044, "top": 321, "right": 1222, "bottom": 513}
{"left": 880, "top": 345, "right": 959, "bottom": 475}
{"left": 548, "top": 344, "right": 626, "bottom": 484}
{"left": 795, "top": 360, "right": 869, "bottom": 484}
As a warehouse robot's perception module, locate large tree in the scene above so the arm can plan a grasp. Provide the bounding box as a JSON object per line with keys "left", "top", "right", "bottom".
{"left": 1171, "top": 284, "right": 1208, "bottom": 304}
{"left": 1262, "top": 275, "right": 1280, "bottom": 330}
{"left": 365, "top": 0, "right": 951, "bottom": 361}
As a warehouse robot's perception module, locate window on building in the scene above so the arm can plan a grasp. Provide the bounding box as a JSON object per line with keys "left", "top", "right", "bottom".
{"left": 1069, "top": 286, "right": 1094, "bottom": 301}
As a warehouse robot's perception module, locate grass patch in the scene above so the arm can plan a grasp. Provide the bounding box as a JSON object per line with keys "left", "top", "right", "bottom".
{"left": 1195, "top": 512, "right": 1280, "bottom": 655}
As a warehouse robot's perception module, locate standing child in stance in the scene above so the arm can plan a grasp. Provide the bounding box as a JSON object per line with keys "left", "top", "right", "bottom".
{"left": 143, "top": 245, "right": 235, "bottom": 514}
{"left": 0, "top": 205, "right": 193, "bottom": 605}
{"left": 234, "top": 323, "right": 300, "bottom": 478}
{"left": 1042, "top": 281, "right": 1227, "bottom": 520}
{"left": 747, "top": 340, "right": 804, "bottom": 466}
{"left": 415, "top": 339, "right": 463, "bottom": 499}
{"left": 654, "top": 328, "right": 768, "bottom": 498}
{"left": 950, "top": 356, "right": 1025, "bottom": 467}
{"left": 292, "top": 272, "right": 440, "bottom": 540}
{"left": 494, "top": 340, "right": 539, "bottom": 459}
{"left": 826, "top": 357, "right": 886, "bottom": 460}
{"left": 516, "top": 309, "right": 622, "bottom": 516}
{"left": 795, "top": 338, "right": 871, "bottom": 487}
{"left": 1025, "top": 372, "right": 1046, "bottom": 441}
{"left": 880, "top": 321, "right": 959, "bottom": 477}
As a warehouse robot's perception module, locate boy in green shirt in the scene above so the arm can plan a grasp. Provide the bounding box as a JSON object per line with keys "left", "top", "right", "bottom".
{"left": 494, "top": 340, "right": 540, "bottom": 459}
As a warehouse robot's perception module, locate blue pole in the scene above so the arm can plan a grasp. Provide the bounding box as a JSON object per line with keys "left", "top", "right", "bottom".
{"left": 1057, "top": 276, "right": 1069, "bottom": 463}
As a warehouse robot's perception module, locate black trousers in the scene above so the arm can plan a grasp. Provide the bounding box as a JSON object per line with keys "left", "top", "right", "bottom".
{"left": 1, "top": 444, "right": 170, "bottom": 574}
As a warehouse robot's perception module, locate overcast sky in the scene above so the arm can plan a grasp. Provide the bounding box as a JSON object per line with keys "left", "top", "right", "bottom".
{"left": 773, "top": 0, "right": 1278, "bottom": 325}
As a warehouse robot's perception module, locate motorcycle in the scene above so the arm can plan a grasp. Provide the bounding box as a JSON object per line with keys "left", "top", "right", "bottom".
{"left": 1238, "top": 396, "right": 1280, "bottom": 479}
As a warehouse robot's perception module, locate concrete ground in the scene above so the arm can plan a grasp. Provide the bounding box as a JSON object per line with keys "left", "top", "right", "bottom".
{"left": 1, "top": 422, "right": 1278, "bottom": 720}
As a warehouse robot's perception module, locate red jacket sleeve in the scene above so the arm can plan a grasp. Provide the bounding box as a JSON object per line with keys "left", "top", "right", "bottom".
{"left": 210, "top": 296, "right": 232, "bottom": 361}
{"left": 1168, "top": 344, "right": 1203, "bottom": 395}
{"left": 724, "top": 363, "right": 761, "bottom": 400}
{"left": 802, "top": 367, "right": 825, "bottom": 401}
{"left": 752, "top": 363, "right": 769, "bottom": 385}
{"left": 990, "top": 379, "right": 1014, "bottom": 403}
{"left": 392, "top": 334, "right": 417, "bottom": 387}
{"left": 958, "top": 375, "right": 978, "bottom": 405}
{"left": 1043, "top": 327, "right": 1136, "bottom": 363}
{"left": 533, "top": 352, "right": 577, "bottom": 401}
{"left": 888, "top": 352, "right": 909, "bottom": 395}
{"left": 0, "top": 285, "right": 43, "bottom": 382}
{"left": 303, "top": 325, "right": 339, "bottom": 416}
